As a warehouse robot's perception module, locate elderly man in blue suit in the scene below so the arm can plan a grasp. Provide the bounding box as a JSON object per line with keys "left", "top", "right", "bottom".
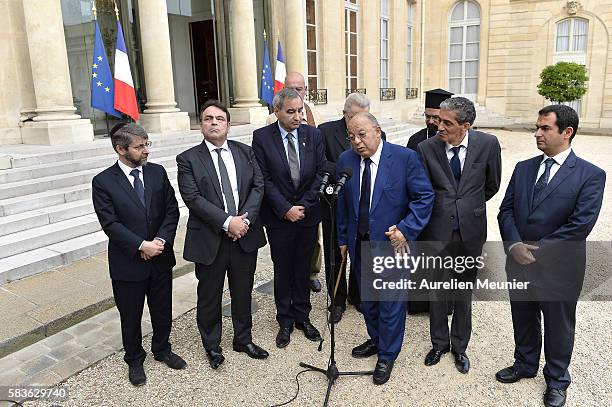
{"left": 337, "top": 112, "right": 434, "bottom": 384}
{"left": 497, "top": 105, "right": 605, "bottom": 407}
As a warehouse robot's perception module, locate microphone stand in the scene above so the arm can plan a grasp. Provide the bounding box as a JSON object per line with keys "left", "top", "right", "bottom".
{"left": 298, "top": 189, "right": 373, "bottom": 406}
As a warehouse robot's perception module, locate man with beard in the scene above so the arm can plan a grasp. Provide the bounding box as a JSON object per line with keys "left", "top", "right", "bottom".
{"left": 92, "top": 123, "right": 186, "bottom": 386}
{"left": 406, "top": 89, "right": 454, "bottom": 151}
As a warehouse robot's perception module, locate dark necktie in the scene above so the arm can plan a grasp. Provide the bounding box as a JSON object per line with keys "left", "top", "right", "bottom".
{"left": 130, "top": 168, "right": 145, "bottom": 206}
{"left": 215, "top": 148, "right": 237, "bottom": 215}
{"left": 286, "top": 133, "right": 300, "bottom": 189}
{"left": 450, "top": 146, "right": 462, "bottom": 183}
{"left": 358, "top": 158, "right": 372, "bottom": 237}
{"left": 533, "top": 158, "right": 555, "bottom": 204}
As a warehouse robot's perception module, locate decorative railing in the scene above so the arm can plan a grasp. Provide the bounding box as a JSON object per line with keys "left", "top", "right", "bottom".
{"left": 406, "top": 87, "right": 418, "bottom": 99}
{"left": 308, "top": 89, "right": 328, "bottom": 105}
{"left": 380, "top": 88, "right": 396, "bottom": 101}
{"left": 345, "top": 88, "right": 367, "bottom": 96}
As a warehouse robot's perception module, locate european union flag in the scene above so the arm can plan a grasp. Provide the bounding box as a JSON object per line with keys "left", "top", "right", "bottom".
{"left": 91, "top": 21, "right": 121, "bottom": 117}
{"left": 260, "top": 40, "right": 274, "bottom": 106}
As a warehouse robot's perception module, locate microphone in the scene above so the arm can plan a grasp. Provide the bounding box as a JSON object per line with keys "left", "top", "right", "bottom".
{"left": 333, "top": 167, "right": 353, "bottom": 195}
{"left": 318, "top": 162, "right": 336, "bottom": 195}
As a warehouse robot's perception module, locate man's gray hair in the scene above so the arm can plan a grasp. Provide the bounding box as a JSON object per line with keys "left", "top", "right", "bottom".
{"left": 111, "top": 122, "right": 148, "bottom": 152}
{"left": 439, "top": 96, "right": 476, "bottom": 125}
{"left": 272, "top": 88, "right": 301, "bottom": 111}
{"left": 351, "top": 112, "right": 380, "bottom": 128}
{"left": 344, "top": 92, "right": 370, "bottom": 112}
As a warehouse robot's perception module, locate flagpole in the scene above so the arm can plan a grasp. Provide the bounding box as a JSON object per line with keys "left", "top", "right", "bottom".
{"left": 113, "top": 0, "right": 119, "bottom": 20}
{"left": 91, "top": 0, "right": 96, "bottom": 20}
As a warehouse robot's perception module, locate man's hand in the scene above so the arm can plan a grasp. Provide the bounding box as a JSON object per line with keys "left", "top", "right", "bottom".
{"left": 141, "top": 240, "right": 164, "bottom": 259}
{"left": 510, "top": 243, "right": 539, "bottom": 265}
{"left": 227, "top": 213, "right": 250, "bottom": 241}
{"left": 339, "top": 245, "right": 348, "bottom": 261}
{"left": 284, "top": 206, "right": 305, "bottom": 222}
{"left": 385, "top": 225, "right": 409, "bottom": 253}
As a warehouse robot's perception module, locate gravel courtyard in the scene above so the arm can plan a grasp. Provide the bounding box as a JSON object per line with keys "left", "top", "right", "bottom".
{"left": 23, "top": 129, "right": 612, "bottom": 407}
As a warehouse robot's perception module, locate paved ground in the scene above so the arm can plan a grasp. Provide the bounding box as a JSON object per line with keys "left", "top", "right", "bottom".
{"left": 1, "top": 128, "right": 611, "bottom": 406}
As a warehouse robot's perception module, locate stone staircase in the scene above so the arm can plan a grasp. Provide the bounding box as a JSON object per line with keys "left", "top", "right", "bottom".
{"left": 0, "top": 119, "right": 420, "bottom": 284}
{"left": 409, "top": 103, "right": 515, "bottom": 128}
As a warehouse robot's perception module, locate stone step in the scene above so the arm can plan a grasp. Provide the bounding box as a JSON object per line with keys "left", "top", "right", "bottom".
{"left": 0, "top": 201, "right": 93, "bottom": 237}
{"left": 0, "top": 207, "right": 189, "bottom": 284}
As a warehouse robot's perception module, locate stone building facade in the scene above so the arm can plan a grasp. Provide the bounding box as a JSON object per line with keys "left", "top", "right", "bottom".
{"left": 0, "top": 0, "right": 610, "bottom": 146}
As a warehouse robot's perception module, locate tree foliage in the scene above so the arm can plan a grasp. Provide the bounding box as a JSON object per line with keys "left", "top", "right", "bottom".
{"left": 537, "top": 62, "right": 588, "bottom": 103}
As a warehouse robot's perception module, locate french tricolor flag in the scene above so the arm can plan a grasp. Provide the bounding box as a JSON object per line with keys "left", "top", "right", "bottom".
{"left": 113, "top": 21, "right": 139, "bottom": 121}
{"left": 274, "top": 41, "right": 286, "bottom": 94}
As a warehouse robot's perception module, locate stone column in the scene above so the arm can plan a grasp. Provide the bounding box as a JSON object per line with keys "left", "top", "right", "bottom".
{"left": 21, "top": 0, "right": 93, "bottom": 145}
{"left": 138, "top": 0, "right": 190, "bottom": 132}
{"left": 284, "top": 0, "right": 307, "bottom": 75}
{"left": 319, "top": 0, "right": 344, "bottom": 112}
{"left": 227, "top": 0, "right": 268, "bottom": 123}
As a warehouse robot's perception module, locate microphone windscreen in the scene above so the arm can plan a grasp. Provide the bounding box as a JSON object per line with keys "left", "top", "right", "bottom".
{"left": 341, "top": 166, "right": 353, "bottom": 179}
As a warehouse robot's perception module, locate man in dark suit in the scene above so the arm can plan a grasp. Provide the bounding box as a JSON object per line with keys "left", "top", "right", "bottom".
{"left": 92, "top": 123, "right": 186, "bottom": 386}
{"left": 497, "top": 105, "right": 605, "bottom": 407}
{"left": 337, "top": 112, "right": 434, "bottom": 384}
{"left": 176, "top": 100, "right": 269, "bottom": 370}
{"left": 319, "top": 92, "right": 386, "bottom": 323}
{"left": 417, "top": 96, "right": 501, "bottom": 374}
{"left": 252, "top": 88, "right": 326, "bottom": 349}
{"left": 406, "top": 88, "right": 453, "bottom": 152}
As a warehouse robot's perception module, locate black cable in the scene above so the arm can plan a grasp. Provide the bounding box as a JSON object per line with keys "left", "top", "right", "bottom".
{"left": 268, "top": 369, "right": 315, "bottom": 407}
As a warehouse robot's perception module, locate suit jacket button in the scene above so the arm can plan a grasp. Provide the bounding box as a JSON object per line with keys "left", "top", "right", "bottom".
{"left": 450, "top": 215, "right": 455, "bottom": 219}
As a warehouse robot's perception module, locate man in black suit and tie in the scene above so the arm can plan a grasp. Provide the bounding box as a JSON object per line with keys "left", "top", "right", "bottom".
{"left": 318, "top": 92, "right": 385, "bottom": 323}
{"left": 92, "top": 123, "right": 186, "bottom": 386}
{"left": 497, "top": 105, "right": 606, "bottom": 407}
{"left": 176, "top": 101, "right": 269, "bottom": 370}
{"left": 406, "top": 88, "right": 454, "bottom": 152}
{"left": 417, "top": 97, "right": 501, "bottom": 374}
{"left": 252, "top": 88, "right": 326, "bottom": 348}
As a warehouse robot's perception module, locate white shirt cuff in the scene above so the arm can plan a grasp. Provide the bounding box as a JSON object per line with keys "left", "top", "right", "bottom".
{"left": 138, "top": 241, "right": 145, "bottom": 251}
{"left": 154, "top": 237, "right": 166, "bottom": 245}
{"left": 508, "top": 242, "right": 522, "bottom": 252}
{"left": 222, "top": 216, "right": 232, "bottom": 232}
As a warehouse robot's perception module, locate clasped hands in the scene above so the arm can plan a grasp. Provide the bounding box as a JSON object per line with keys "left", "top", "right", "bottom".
{"left": 227, "top": 212, "right": 250, "bottom": 241}
{"left": 284, "top": 206, "right": 305, "bottom": 222}
{"left": 140, "top": 237, "right": 165, "bottom": 260}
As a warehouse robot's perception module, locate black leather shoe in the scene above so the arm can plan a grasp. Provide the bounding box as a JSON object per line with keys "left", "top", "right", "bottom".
{"left": 233, "top": 342, "right": 269, "bottom": 359}
{"left": 205, "top": 348, "right": 225, "bottom": 369}
{"left": 543, "top": 388, "right": 567, "bottom": 407}
{"left": 154, "top": 351, "right": 187, "bottom": 370}
{"left": 276, "top": 326, "right": 293, "bottom": 348}
{"left": 424, "top": 347, "right": 450, "bottom": 366}
{"left": 295, "top": 321, "right": 322, "bottom": 341}
{"left": 495, "top": 366, "right": 537, "bottom": 383}
{"left": 128, "top": 365, "right": 146, "bottom": 386}
{"left": 373, "top": 359, "right": 395, "bottom": 385}
{"left": 351, "top": 339, "right": 378, "bottom": 358}
{"left": 452, "top": 351, "right": 470, "bottom": 374}
{"left": 330, "top": 306, "right": 345, "bottom": 324}
{"left": 310, "top": 279, "right": 322, "bottom": 292}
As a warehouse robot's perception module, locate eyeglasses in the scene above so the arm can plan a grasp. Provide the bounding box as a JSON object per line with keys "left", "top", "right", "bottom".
{"left": 425, "top": 114, "right": 440, "bottom": 121}
{"left": 346, "top": 133, "right": 367, "bottom": 142}
{"left": 130, "top": 141, "right": 152, "bottom": 151}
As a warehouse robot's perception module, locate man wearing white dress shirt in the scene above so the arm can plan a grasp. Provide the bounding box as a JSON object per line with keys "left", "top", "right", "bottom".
{"left": 177, "top": 101, "right": 269, "bottom": 370}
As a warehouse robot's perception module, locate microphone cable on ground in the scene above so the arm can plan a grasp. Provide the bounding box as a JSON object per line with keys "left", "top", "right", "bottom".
{"left": 268, "top": 369, "right": 316, "bottom": 407}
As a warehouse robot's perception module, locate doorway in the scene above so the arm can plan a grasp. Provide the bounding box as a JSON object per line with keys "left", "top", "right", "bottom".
{"left": 190, "top": 20, "right": 219, "bottom": 116}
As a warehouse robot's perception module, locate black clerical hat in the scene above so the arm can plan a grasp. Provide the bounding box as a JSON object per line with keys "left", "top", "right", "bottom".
{"left": 425, "top": 88, "right": 454, "bottom": 109}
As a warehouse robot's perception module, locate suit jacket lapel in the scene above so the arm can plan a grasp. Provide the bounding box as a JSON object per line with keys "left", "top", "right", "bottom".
{"left": 525, "top": 156, "right": 542, "bottom": 213}
{"left": 433, "top": 138, "right": 456, "bottom": 186}
{"left": 457, "top": 131, "right": 480, "bottom": 193}
{"left": 143, "top": 165, "right": 154, "bottom": 216}
{"left": 196, "top": 143, "right": 224, "bottom": 203}
{"left": 350, "top": 153, "right": 361, "bottom": 218}
{"left": 112, "top": 163, "right": 145, "bottom": 210}
{"left": 298, "top": 126, "right": 307, "bottom": 181}
{"left": 228, "top": 141, "right": 246, "bottom": 208}
{"left": 334, "top": 119, "right": 350, "bottom": 153}
{"left": 370, "top": 142, "right": 391, "bottom": 214}
{"left": 271, "top": 125, "right": 292, "bottom": 181}
{"left": 532, "top": 151, "right": 578, "bottom": 210}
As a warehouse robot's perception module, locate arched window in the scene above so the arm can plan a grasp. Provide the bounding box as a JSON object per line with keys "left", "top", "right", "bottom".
{"left": 555, "top": 18, "right": 589, "bottom": 115}
{"left": 448, "top": 0, "right": 480, "bottom": 100}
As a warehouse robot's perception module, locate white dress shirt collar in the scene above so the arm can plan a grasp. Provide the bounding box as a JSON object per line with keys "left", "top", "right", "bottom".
{"left": 542, "top": 147, "right": 572, "bottom": 166}
{"left": 204, "top": 139, "right": 229, "bottom": 153}
{"left": 362, "top": 139, "right": 384, "bottom": 166}
{"left": 117, "top": 159, "right": 143, "bottom": 179}
{"left": 445, "top": 130, "right": 470, "bottom": 153}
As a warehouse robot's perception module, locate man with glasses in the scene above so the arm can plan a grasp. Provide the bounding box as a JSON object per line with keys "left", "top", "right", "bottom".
{"left": 336, "top": 112, "right": 434, "bottom": 384}
{"left": 318, "top": 92, "right": 386, "bottom": 323}
{"left": 406, "top": 88, "right": 454, "bottom": 151}
{"left": 92, "top": 123, "right": 186, "bottom": 386}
